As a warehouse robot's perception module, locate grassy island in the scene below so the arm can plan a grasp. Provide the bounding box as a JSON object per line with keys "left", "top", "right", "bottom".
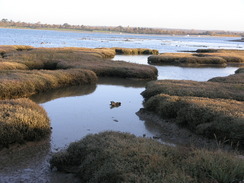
{"left": 0, "top": 46, "right": 158, "bottom": 80}
{"left": 141, "top": 70, "right": 244, "bottom": 147}
{"left": 148, "top": 49, "right": 244, "bottom": 67}
{"left": 50, "top": 131, "right": 244, "bottom": 183}
{"left": 0, "top": 98, "right": 50, "bottom": 149}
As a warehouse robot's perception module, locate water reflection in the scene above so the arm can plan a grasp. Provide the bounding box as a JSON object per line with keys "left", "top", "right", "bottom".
{"left": 29, "top": 78, "right": 158, "bottom": 151}
{"left": 98, "top": 77, "right": 149, "bottom": 88}
{"left": 113, "top": 55, "right": 239, "bottom": 81}
{"left": 30, "top": 84, "right": 97, "bottom": 104}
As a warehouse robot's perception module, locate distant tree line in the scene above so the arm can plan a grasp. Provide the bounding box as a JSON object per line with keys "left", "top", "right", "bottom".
{"left": 1, "top": 19, "right": 243, "bottom": 37}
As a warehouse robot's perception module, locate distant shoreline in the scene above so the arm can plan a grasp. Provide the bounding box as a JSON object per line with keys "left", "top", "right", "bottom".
{"left": 231, "top": 38, "right": 244, "bottom": 42}
{"left": 0, "top": 26, "right": 242, "bottom": 38}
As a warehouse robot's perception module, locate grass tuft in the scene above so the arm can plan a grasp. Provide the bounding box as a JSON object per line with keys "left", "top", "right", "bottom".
{"left": 0, "top": 98, "right": 50, "bottom": 149}
{"left": 50, "top": 131, "right": 244, "bottom": 183}
{"left": 144, "top": 94, "right": 244, "bottom": 146}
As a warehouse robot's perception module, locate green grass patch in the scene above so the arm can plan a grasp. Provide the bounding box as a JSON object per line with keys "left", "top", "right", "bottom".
{"left": 0, "top": 98, "right": 50, "bottom": 149}
{"left": 50, "top": 131, "right": 244, "bottom": 183}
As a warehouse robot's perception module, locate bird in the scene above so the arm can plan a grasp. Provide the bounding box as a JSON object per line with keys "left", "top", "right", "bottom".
{"left": 110, "top": 101, "right": 121, "bottom": 108}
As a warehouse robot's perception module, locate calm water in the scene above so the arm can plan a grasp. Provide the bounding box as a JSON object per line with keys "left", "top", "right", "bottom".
{"left": 0, "top": 28, "right": 242, "bottom": 182}
{"left": 0, "top": 28, "right": 243, "bottom": 52}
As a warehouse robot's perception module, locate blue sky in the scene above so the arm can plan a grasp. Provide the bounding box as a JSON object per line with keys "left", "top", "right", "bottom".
{"left": 0, "top": 0, "right": 244, "bottom": 31}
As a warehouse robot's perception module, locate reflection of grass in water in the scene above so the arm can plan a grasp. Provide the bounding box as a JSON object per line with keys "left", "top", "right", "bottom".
{"left": 98, "top": 77, "right": 148, "bottom": 88}
{"left": 30, "top": 84, "right": 97, "bottom": 104}
{"left": 0, "top": 98, "right": 50, "bottom": 149}
{"left": 50, "top": 131, "right": 244, "bottom": 183}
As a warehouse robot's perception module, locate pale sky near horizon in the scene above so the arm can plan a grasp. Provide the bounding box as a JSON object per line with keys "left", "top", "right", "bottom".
{"left": 0, "top": 0, "right": 244, "bottom": 31}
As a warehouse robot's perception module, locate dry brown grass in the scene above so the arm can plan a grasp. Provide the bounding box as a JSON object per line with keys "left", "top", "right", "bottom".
{"left": 141, "top": 80, "right": 244, "bottom": 101}
{"left": 0, "top": 98, "right": 50, "bottom": 149}
{"left": 141, "top": 71, "right": 244, "bottom": 147}
{"left": 148, "top": 49, "right": 244, "bottom": 66}
{"left": 112, "top": 47, "right": 159, "bottom": 55}
{"left": 50, "top": 131, "right": 244, "bottom": 183}
{"left": 209, "top": 73, "right": 244, "bottom": 84}
{"left": 0, "top": 69, "right": 97, "bottom": 99}
{"left": 0, "top": 45, "right": 34, "bottom": 52}
{"left": 236, "top": 68, "right": 244, "bottom": 74}
{"left": 1, "top": 46, "right": 158, "bottom": 79}
{"left": 0, "top": 62, "right": 28, "bottom": 70}
{"left": 144, "top": 94, "right": 244, "bottom": 146}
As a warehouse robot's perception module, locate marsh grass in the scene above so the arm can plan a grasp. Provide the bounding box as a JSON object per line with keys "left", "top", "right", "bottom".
{"left": 0, "top": 69, "right": 97, "bottom": 99}
{"left": 148, "top": 49, "right": 244, "bottom": 66}
{"left": 141, "top": 71, "right": 244, "bottom": 148}
{"left": 209, "top": 73, "right": 244, "bottom": 84}
{"left": 0, "top": 45, "right": 34, "bottom": 53}
{"left": 0, "top": 62, "right": 28, "bottom": 70}
{"left": 144, "top": 94, "right": 244, "bottom": 146}
{"left": 50, "top": 131, "right": 244, "bottom": 183}
{"left": 1, "top": 46, "right": 158, "bottom": 79}
{"left": 112, "top": 47, "right": 159, "bottom": 55}
{"left": 236, "top": 68, "right": 244, "bottom": 74}
{"left": 141, "top": 80, "right": 244, "bottom": 101}
{"left": 0, "top": 98, "right": 50, "bottom": 149}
